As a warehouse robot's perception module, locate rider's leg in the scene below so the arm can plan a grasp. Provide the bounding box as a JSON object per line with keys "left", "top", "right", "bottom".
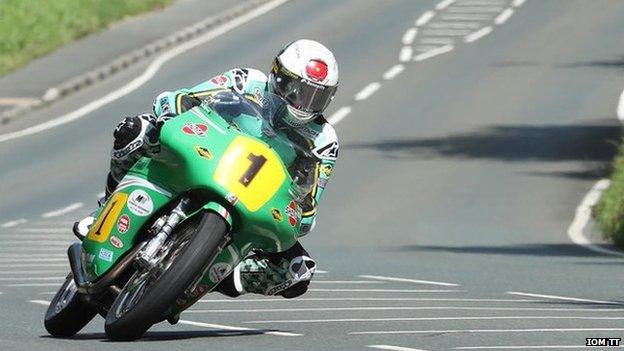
{"left": 216, "top": 241, "right": 316, "bottom": 298}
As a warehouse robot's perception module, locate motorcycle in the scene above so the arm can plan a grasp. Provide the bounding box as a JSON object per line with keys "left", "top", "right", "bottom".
{"left": 44, "top": 91, "right": 311, "bottom": 340}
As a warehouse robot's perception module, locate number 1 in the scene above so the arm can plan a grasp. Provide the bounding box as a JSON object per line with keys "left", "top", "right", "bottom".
{"left": 239, "top": 153, "right": 267, "bottom": 187}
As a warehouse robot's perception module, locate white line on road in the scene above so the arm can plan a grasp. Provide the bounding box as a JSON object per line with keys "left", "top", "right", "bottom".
{"left": 308, "top": 289, "right": 458, "bottom": 293}
{"left": 360, "top": 275, "right": 459, "bottom": 287}
{"left": 19, "top": 228, "right": 70, "bottom": 233}
{"left": 440, "top": 14, "right": 491, "bottom": 21}
{"left": 355, "top": 82, "right": 381, "bottom": 101}
{"left": 178, "top": 319, "right": 301, "bottom": 337}
{"left": 507, "top": 291, "right": 623, "bottom": 305}
{"left": 449, "top": 6, "right": 504, "bottom": 13}
{"left": 512, "top": 0, "right": 526, "bottom": 7}
{"left": 8, "top": 283, "right": 61, "bottom": 287}
{"left": 464, "top": 26, "right": 493, "bottom": 43}
{"left": 41, "top": 203, "right": 83, "bottom": 218}
{"left": 567, "top": 179, "right": 624, "bottom": 257}
{"left": 29, "top": 300, "right": 51, "bottom": 306}
{"left": 383, "top": 64, "right": 405, "bottom": 80}
{"left": 327, "top": 106, "right": 352, "bottom": 125}
{"left": 0, "top": 270, "right": 67, "bottom": 275}
{"left": 0, "top": 258, "right": 66, "bottom": 263}
{"left": 415, "top": 11, "right": 436, "bottom": 26}
{"left": 455, "top": 346, "right": 617, "bottom": 350}
{"left": 244, "top": 315, "right": 624, "bottom": 324}
{"left": 202, "top": 298, "right": 537, "bottom": 304}
{"left": 0, "top": 263, "right": 67, "bottom": 268}
{"left": 0, "top": 241, "right": 71, "bottom": 245}
{"left": 401, "top": 28, "right": 418, "bottom": 45}
{"left": 422, "top": 28, "right": 473, "bottom": 36}
{"left": 1, "top": 219, "right": 27, "bottom": 228}
{"left": 187, "top": 306, "right": 624, "bottom": 314}
{"left": 0, "top": 277, "right": 64, "bottom": 281}
{"left": 436, "top": 0, "right": 456, "bottom": 10}
{"left": 369, "top": 345, "right": 429, "bottom": 351}
{"left": 617, "top": 88, "right": 624, "bottom": 121}
{"left": 350, "top": 328, "right": 624, "bottom": 336}
{"left": 313, "top": 281, "right": 382, "bottom": 284}
{"left": 494, "top": 8, "right": 514, "bottom": 25}
{"left": 414, "top": 45, "right": 454, "bottom": 61}
{"left": 0, "top": 0, "right": 292, "bottom": 144}
{"left": 428, "top": 22, "right": 480, "bottom": 29}
{"left": 399, "top": 46, "right": 413, "bottom": 62}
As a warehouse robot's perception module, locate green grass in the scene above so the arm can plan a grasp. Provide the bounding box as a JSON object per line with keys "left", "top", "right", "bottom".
{"left": 594, "top": 140, "right": 624, "bottom": 249}
{"left": 0, "top": 0, "right": 172, "bottom": 77}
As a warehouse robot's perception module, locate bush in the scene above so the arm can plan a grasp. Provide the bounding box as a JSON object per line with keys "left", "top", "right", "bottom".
{"left": 594, "top": 140, "right": 624, "bottom": 248}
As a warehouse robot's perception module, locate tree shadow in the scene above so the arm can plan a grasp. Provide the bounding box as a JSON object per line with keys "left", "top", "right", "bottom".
{"left": 344, "top": 123, "right": 621, "bottom": 164}
{"left": 400, "top": 243, "right": 619, "bottom": 257}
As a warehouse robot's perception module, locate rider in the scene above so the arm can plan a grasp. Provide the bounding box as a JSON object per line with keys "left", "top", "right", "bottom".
{"left": 77, "top": 39, "right": 340, "bottom": 299}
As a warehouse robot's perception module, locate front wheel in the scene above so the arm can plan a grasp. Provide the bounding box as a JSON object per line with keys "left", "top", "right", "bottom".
{"left": 44, "top": 274, "right": 97, "bottom": 337}
{"left": 105, "top": 211, "right": 229, "bottom": 340}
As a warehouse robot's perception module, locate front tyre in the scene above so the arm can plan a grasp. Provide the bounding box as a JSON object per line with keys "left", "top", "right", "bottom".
{"left": 105, "top": 211, "right": 229, "bottom": 340}
{"left": 44, "top": 274, "right": 97, "bottom": 337}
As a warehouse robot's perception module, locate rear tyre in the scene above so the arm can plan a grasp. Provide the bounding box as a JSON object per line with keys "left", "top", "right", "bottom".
{"left": 105, "top": 211, "right": 228, "bottom": 340}
{"left": 44, "top": 274, "right": 97, "bottom": 337}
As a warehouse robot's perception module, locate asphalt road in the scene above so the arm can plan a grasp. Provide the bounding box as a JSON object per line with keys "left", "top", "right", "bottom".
{"left": 1, "top": 0, "right": 624, "bottom": 350}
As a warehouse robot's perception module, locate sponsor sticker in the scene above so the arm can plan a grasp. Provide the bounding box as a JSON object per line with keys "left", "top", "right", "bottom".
{"left": 208, "top": 262, "right": 232, "bottom": 283}
{"left": 182, "top": 123, "right": 208, "bottom": 137}
{"left": 194, "top": 145, "right": 213, "bottom": 160}
{"left": 210, "top": 74, "right": 229, "bottom": 86}
{"left": 189, "top": 285, "right": 208, "bottom": 298}
{"left": 226, "top": 193, "right": 239, "bottom": 205}
{"left": 117, "top": 214, "right": 130, "bottom": 233}
{"left": 127, "top": 189, "right": 153, "bottom": 217}
{"left": 271, "top": 208, "right": 283, "bottom": 222}
{"left": 285, "top": 200, "right": 299, "bottom": 227}
{"left": 320, "top": 164, "right": 333, "bottom": 177}
{"left": 110, "top": 235, "right": 123, "bottom": 249}
{"left": 99, "top": 248, "right": 113, "bottom": 262}
{"left": 266, "top": 280, "right": 292, "bottom": 296}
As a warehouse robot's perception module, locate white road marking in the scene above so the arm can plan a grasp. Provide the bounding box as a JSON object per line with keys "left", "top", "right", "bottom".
{"left": 428, "top": 22, "right": 480, "bottom": 29}
{"left": 383, "top": 64, "right": 405, "bottom": 80}
{"left": 350, "top": 328, "right": 624, "bottom": 336}
{"left": 457, "top": 0, "right": 505, "bottom": 5}
{"left": 41, "top": 203, "right": 83, "bottom": 218}
{"left": 0, "top": 241, "right": 71, "bottom": 245}
{"left": 355, "top": 82, "right": 382, "bottom": 101}
{"left": 369, "top": 345, "right": 429, "bottom": 351}
{"left": 401, "top": 28, "right": 418, "bottom": 45}
{"left": 0, "top": 97, "right": 39, "bottom": 106}
{"left": 18, "top": 228, "right": 69, "bottom": 233}
{"left": 399, "top": 46, "right": 413, "bottom": 62}
{"left": 327, "top": 106, "right": 352, "bottom": 125}
{"left": 415, "top": 11, "right": 436, "bottom": 26}
{"left": 422, "top": 29, "right": 473, "bottom": 36}
{"left": 414, "top": 45, "right": 454, "bottom": 61}
{"left": 244, "top": 315, "right": 624, "bottom": 324}
{"left": 315, "top": 270, "right": 328, "bottom": 274}
{"left": 494, "top": 8, "right": 514, "bottom": 25}
{"left": 617, "top": 88, "right": 624, "bottom": 121}
{"left": 0, "top": 0, "right": 291, "bottom": 144}
{"left": 436, "top": 0, "right": 456, "bottom": 10}
{"left": 0, "top": 270, "right": 67, "bottom": 275}
{"left": 29, "top": 300, "right": 50, "bottom": 306}
{"left": 0, "top": 263, "right": 67, "bottom": 268}
{"left": 0, "top": 258, "right": 66, "bottom": 263}
{"left": 8, "top": 283, "right": 61, "bottom": 287}
{"left": 0, "top": 277, "right": 64, "bottom": 281}
{"left": 464, "top": 26, "right": 493, "bottom": 42}
{"left": 178, "top": 319, "right": 301, "bottom": 337}
{"left": 507, "top": 291, "right": 623, "bottom": 305}
{"left": 201, "top": 298, "right": 537, "bottom": 304}
{"left": 1, "top": 219, "right": 27, "bottom": 228}
{"left": 448, "top": 6, "right": 504, "bottom": 13}
{"left": 567, "top": 179, "right": 624, "bottom": 257}
{"left": 440, "top": 14, "right": 491, "bottom": 20}
{"left": 313, "top": 281, "right": 382, "bottom": 284}
{"left": 309, "top": 289, "right": 458, "bottom": 293}
{"left": 512, "top": 0, "right": 526, "bottom": 7}
{"left": 416, "top": 45, "right": 446, "bottom": 52}
{"left": 455, "top": 346, "right": 617, "bottom": 350}
{"left": 360, "top": 275, "right": 459, "bottom": 287}
{"left": 420, "top": 37, "right": 455, "bottom": 44}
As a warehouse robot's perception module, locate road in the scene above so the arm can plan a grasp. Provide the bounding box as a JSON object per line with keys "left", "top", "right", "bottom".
{"left": 1, "top": 0, "right": 623, "bottom": 350}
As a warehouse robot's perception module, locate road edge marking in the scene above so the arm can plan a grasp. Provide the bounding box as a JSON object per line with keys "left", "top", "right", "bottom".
{"left": 359, "top": 274, "right": 460, "bottom": 287}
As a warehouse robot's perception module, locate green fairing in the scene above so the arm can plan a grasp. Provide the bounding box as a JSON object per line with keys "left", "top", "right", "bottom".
{"left": 81, "top": 94, "right": 302, "bottom": 315}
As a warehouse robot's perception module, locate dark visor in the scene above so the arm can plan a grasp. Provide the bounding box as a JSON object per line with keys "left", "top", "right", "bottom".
{"left": 272, "top": 60, "right": 337, "bottom": 114}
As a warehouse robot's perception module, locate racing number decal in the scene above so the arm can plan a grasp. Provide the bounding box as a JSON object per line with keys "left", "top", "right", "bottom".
{"left": 239, "top": 153, "right": 267, "bottom": 187}
{"left": 214, "top": 136, "right": 286, "bottom": 212}
{"left": 87, "top": 192, "right": 128, "bottom": 243}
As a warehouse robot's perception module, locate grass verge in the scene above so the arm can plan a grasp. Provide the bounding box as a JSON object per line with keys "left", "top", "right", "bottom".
{"left": 0, "top": 0, "right": 172, "bottom": 77}
{"left": 594, "top": 140, "right": 624, "bottom": 249}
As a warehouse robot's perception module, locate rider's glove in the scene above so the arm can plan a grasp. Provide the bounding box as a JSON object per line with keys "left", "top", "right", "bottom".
{"left": 111, "top": 114, "right": 159, "bottom": 161}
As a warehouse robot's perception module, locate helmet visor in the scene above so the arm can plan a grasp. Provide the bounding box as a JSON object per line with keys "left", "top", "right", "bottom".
{"left": 272, "top": 60, "right": 337, "bottom": 115}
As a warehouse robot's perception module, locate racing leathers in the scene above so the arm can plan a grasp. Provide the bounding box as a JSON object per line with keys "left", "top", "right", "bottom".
{"left": 105, "top": 68, "right": 339, "bottom": 298}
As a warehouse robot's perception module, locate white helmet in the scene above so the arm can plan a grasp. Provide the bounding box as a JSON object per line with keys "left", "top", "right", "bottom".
{"left": 269, "top": 39, "right": 339, "bottom": 127}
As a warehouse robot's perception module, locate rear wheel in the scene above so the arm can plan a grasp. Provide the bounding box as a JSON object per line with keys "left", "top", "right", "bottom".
{"left": 105, "top": 211, "right": 229, "bottom": 340}
{"left": 44, "top": 274, "right": 97, "bottom": 337}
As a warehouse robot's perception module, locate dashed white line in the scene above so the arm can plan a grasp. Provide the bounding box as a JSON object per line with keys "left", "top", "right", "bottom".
{"left": 428, "top": 21, "right": 480, "bottom": 29}
{"left": 415, "top": 11, "right": 436, "bottom": 27}
{"left": 327, "top": 106, "right": 352, "bottom": 125}
{"left": 464, "top": 26, "right": 493, "bottom": 43}
{"left": 350, "top": 328, "right": 624, "bottom": 336}
{"left": 29, "top": 300, "right": 51, "bottom": 306}
{"left": 494, "top": 8, "right": 514, "bottom": 25}
{"left": 355, "top": 82, "right": 382, "bottom": 101}
{"left": 435, "top": 0, "right": 456, "bottom": 10}
{"left": 399, "top": 46, "right": 413, "bottom": 62}
{"left": 507, "top": 291, "right": 623, "bottom": 305}
{"left": 309, "top": 288, "right": 458, "bottom": 293}
{"left": 617, "top": 88, "right": 624, "bottom": 121}
{"left": 401, "top": 28, "right": 418, "bottom": 45}
{"left": 244, "top": 315, "right": 624, "bottom": 324}
{"left": 440, "top": 14, "right": 491, "bottom": 21}
{"left": 448, "top": 6, "right": 504, "bottom": 13}
{"left": 422, "top": 29, "right": 473, "bottom": 36}
{"left": 512, "top": 0, "right": 526, "bottom": 7}
{"left": 369, "top": 345, "right": 429, "bottom": 351}
{"left": 41, "top": 202, "right": 83, "bottom": 218}
{"left": 313, "top": 280, "right": 382, "bottom": 284}
{"left": 0, "top": 219, "right": 27, "bottom": 228}
{"left": 420, "top": 37, "right": 455, "bottom": 45}
{"left": 360, "top": 275, "right": 459, "bottom": 287}
{"left": 383, "top": 64, "right": 405, "bottom": 80}
{"left": 202, "top": 298, "right": 537, "bottom": 304}
{"left": 455, "top": 346, "right": 608, "bottom": 350}
{"left": 413, "top": 45, "right": 454, "bottom": 61}
{"left": 567, "top": 179, "right": 624, "bottom": 257}
{"left": 178, "top": 319, "right": 301, "bottom": 337}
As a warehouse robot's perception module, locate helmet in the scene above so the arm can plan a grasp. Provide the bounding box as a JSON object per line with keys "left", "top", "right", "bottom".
{"left": 269, "top": 39, "right": 339, "bottom": 127}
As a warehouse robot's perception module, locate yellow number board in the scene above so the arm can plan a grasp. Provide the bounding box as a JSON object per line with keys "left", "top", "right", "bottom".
{"left": 87, "top": 192, "right": 128, "bottom": 243}
{"left": 214, "top": 136, "right": 286, "bottom": 212}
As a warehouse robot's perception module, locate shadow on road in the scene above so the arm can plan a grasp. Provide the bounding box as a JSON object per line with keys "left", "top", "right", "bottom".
{"left": 344, "top": 122, "right": 620, "bottom": 163}
{"left": 560, "top": 56, "right": 624, "bottom": 70}
{"left": 401, "top": 243, "right": 618, "bottom": 257}
{"left": 40, "top": 328, "right": 273, "bottom": 342}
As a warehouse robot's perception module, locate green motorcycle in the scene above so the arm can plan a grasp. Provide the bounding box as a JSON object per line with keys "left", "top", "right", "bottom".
{"left": 44, "top": 91, "right": 310, "bottom": 340}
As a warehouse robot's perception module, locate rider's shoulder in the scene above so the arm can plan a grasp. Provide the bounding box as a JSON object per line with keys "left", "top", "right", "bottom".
{"left": 307, "top": 116, "right": 339, "bottom": 161}
{"left": 223, "top": 68, "right": 268, "bottom": 93}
